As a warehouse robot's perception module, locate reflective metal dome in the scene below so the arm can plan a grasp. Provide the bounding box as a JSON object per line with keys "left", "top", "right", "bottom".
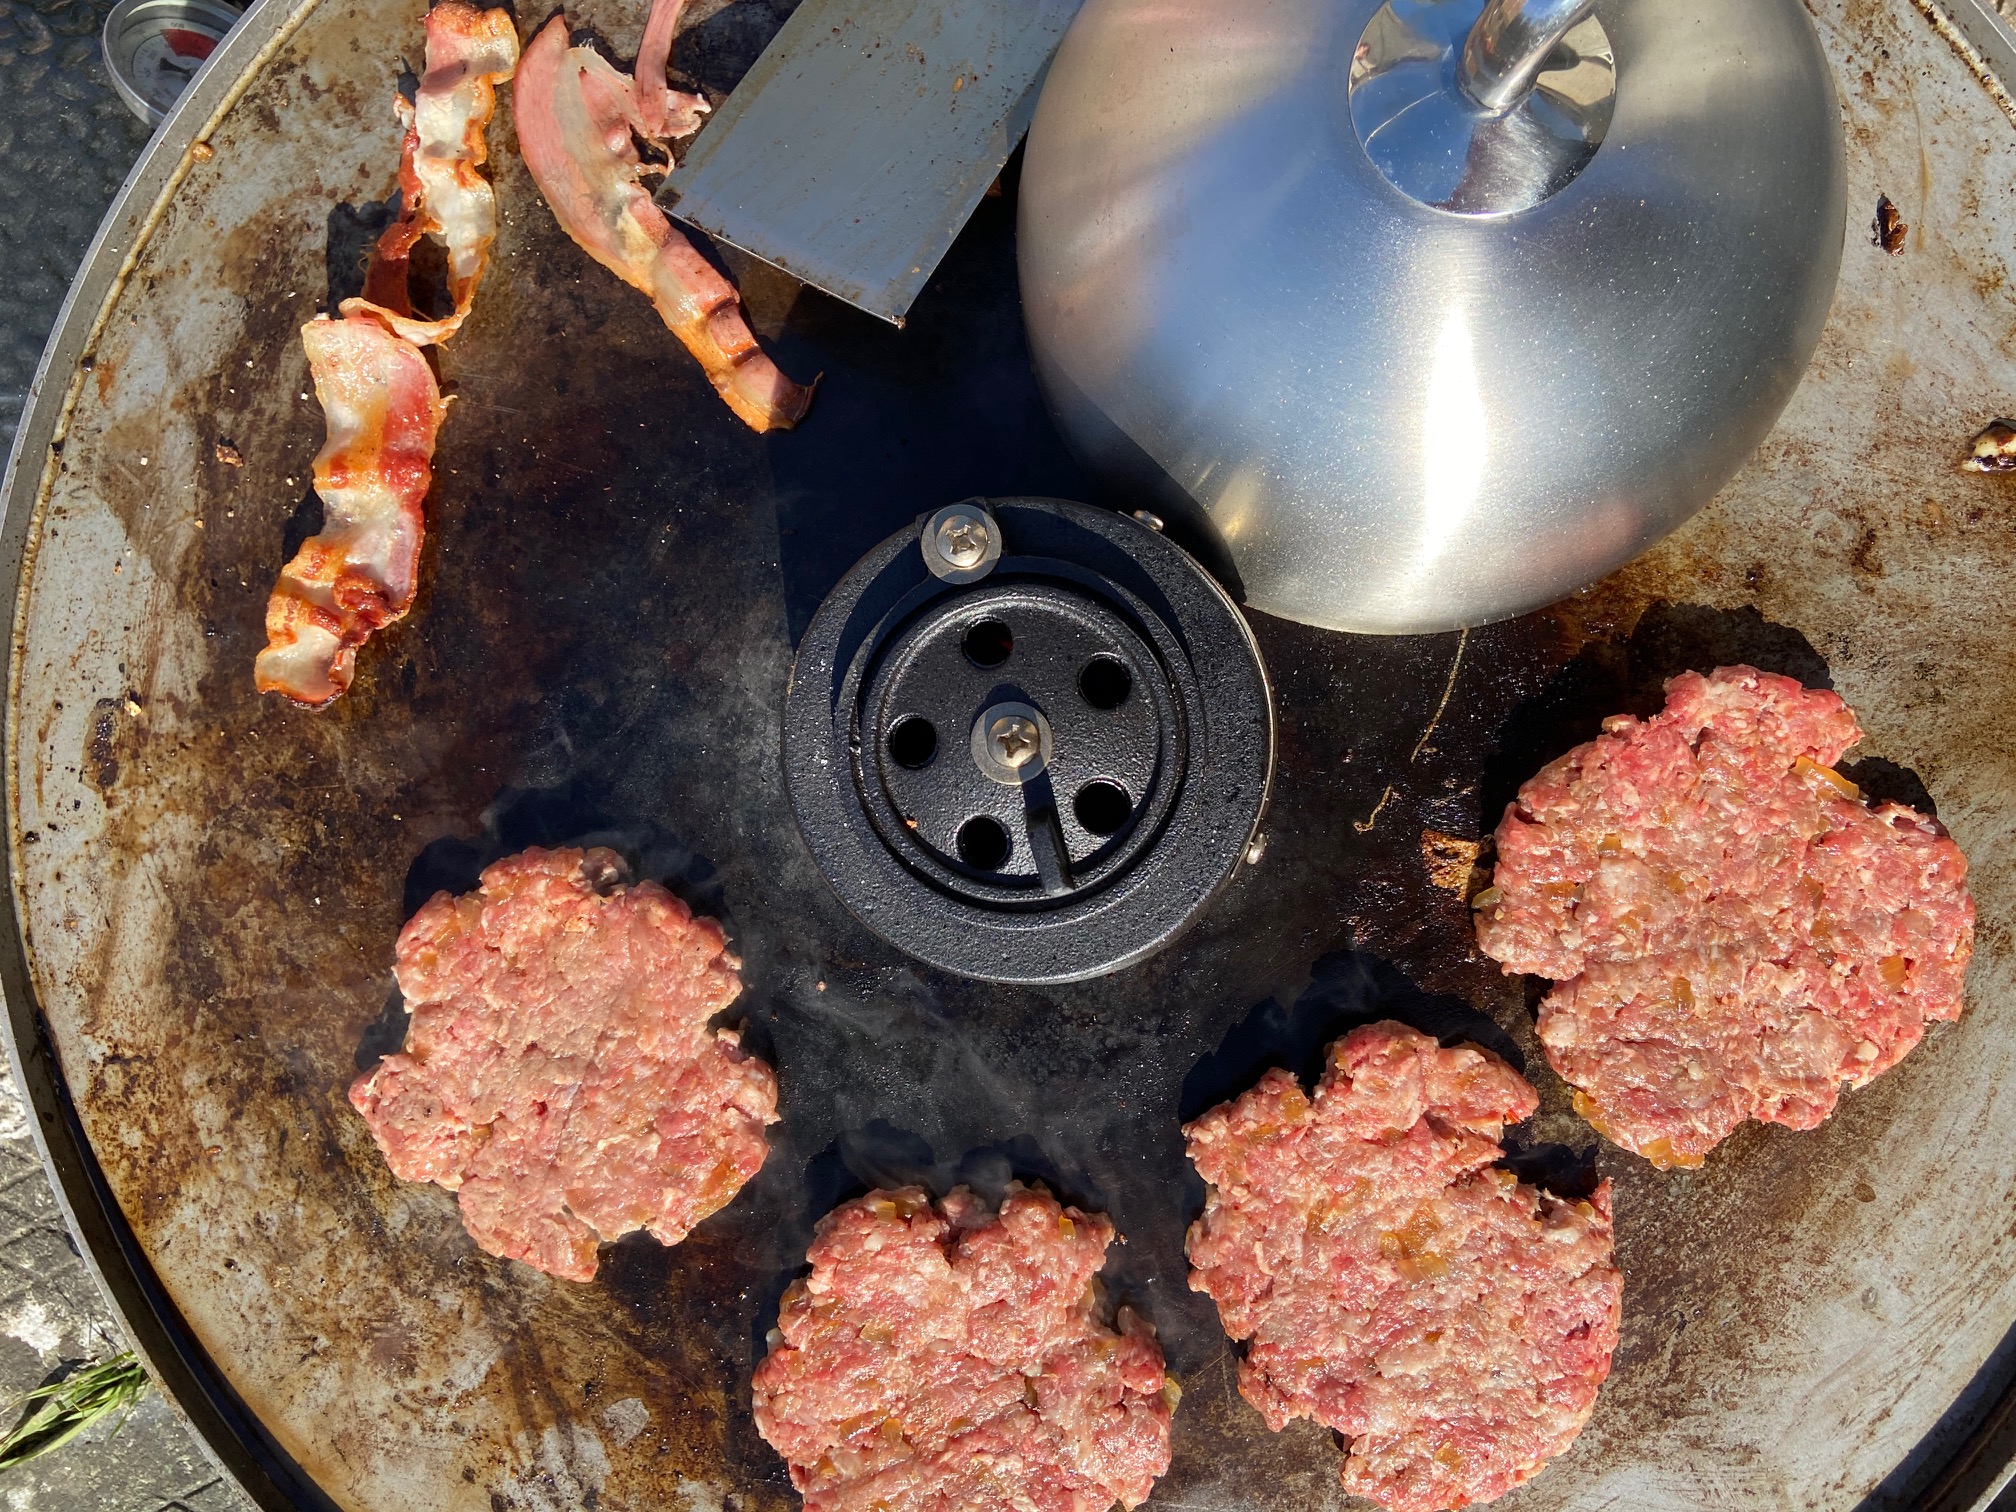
{"left": 1018, "top": 0, "right": 1846, "bottom": 634}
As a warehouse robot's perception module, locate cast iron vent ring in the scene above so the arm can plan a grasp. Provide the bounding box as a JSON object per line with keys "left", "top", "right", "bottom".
{"left": 784, "top": 497, "right": 1274, "bottom": 983}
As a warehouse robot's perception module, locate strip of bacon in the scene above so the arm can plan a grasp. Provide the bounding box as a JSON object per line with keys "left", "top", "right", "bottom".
{"left": 515, "top": 0, "right": 815, "bottom": 432}
{"left": 635, "top": 0, "right": 709, "bottom": 142}
{"left": 259, "top": 6, "right": 514, "bottom": 706}
{"left": 253, "top": 314, "right": 447, "bottom": 708}
{"left": 343, "top": 2, "right": 520, "bottom": 345}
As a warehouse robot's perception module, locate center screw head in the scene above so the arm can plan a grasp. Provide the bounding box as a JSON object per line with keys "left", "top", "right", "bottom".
{"left": 970, "top": 700, "right": 1052, "bottom": 785}
{"left": 988, "top": 714, "right": 1042, "bottom": 768}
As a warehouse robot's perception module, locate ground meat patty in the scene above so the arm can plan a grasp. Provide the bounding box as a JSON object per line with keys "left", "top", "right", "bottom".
{"left": 349, "top": 846, "right": 777, "bottom": 1281}
{"left": 751, "top": 1184, "right": 1174, "bottom": 1512}
{"left": 1184, "top": 1022, "right": 1621, "bottom": 1512}
{"left": 1475, "top": 665, "right": 1974, "bottom": 1168}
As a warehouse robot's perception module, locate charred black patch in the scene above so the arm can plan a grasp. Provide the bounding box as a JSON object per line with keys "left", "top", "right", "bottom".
{"left": 764, "top": 182, "right": 1098, "bottom": 642}
{"left": 1874, "top": 193, "right": 1909, "bottom": 255}
{"left": 1841, "top": 756, "right": 1939, "bottom": 816}
{"left": 353, "top": 989, "right": 410, "bottom": 1073}
{"left": 1613, "top": 600, "right": 1835, "bottom": 691}
{"left": 400, "top": 780, "right": 727, "bottom": 926}
{"left": 278, "top": 484, "right": 323, "bottom": 563}
{"left": 1498, "top": 1140, "right": 1604, "bottom": 1202}
{"left": 1481, "top": 601, "right": 1835, "bottom": 829}
{"left": 799, "top": 1123, "right": 1101, "bottom": 1217}
{"left": 324, "top": 197, "right": 398, "bottom": 309}
{"left": 85, "top": 697, "right": 123, "bottom": 790}
{"left": 404, "top": 234, "right": 453, "bottom": 324}
{"left": 1180, "top": 950, "right": 1522, "bottom": 1125}
{"left": 683, "top": 0, "right": 801, "bottom": 98}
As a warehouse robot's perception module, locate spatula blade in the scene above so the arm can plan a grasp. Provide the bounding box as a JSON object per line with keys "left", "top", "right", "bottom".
{"left": 664, "top": 0, "right": 1081, "bottom": 326}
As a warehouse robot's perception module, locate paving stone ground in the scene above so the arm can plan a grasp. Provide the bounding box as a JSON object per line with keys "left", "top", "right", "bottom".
{"left": 0, "top": 0, "right": 152, "bottom": 459}
{"left": 0, "top": 1076, "right": 253, "bottom": 1511}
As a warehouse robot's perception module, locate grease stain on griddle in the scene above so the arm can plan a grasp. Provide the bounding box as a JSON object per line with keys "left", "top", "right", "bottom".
{"left": 84, "top": 697, "right": 128, "bottom": 791}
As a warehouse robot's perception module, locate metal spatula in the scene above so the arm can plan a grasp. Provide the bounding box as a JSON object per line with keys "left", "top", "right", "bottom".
{"left": 664, "top": 0, "right": 1080, "bottom": 327}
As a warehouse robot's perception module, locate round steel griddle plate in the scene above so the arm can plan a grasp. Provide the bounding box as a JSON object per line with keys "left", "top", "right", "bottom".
{"left": 3, "top": 0, "right": 2016, "bottom": 1509}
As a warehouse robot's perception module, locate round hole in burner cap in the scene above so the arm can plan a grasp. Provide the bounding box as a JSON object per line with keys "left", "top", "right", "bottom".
{"left": 784, "top": 497, "right": 1274, "bottom": 985}
{"left": 956, "top": 816, "right": 1012, "bottom": 871}
{"left": 887, "top": 716, "right": 938, "bottom": 770}
{"left": 1074, "top": 781, "right": 1133, "bottom": 837}
{"left": 962, "top": 619, "right": 1014, "bottom": 668}
{"left": 1079, "top": 655, "right": 1133, "bottom": 710}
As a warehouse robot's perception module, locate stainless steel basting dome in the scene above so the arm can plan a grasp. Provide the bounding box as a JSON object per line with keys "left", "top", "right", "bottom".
{"left": 1017, "top": 0, "right": 1846, "bottom": 634}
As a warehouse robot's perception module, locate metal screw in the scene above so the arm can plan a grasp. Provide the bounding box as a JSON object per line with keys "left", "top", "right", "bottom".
{"left": 988, "top": 715, "right": 1043, "bottom": 769}
{"left": 937, "top": 512, "right": 991, "bottom": 569}
{"left": 971, "top": 700, "right": 1051, "bottom": 785}
{"left": 922, "top": 502, "right": 1003, "bottom": 583}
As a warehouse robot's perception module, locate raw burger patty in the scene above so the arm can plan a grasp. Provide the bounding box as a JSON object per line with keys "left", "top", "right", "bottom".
{"left": 1475, "top": 665, "right": 1974, "bottom": 1168}
{"left": 349, "top": 846, "right": 777, "bottom": 1281}
{"left": 751, "top": 1184, "right": 1175, "bottom": 1512}
{"left": 1185, "top": 1022, "right": 1621, "bottom": 1512}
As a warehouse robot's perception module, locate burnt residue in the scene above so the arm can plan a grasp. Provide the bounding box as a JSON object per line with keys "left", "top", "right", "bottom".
{"left": 766, "top": 177, "right": 1098, "bottom": 641}
{"left": 777, "top": 1122, "right": 1108, "bottom": 1224}
{"left": 324, "top": 197, "right": 399, "bottom": 310}
{"left": 1179, "top": 950, "right": 1525, "bottom": 1126}
{"left": 667, "top": 0, "right": 793, "bottom": 99}
{"left": 1840, "top": 756, "right": 1939, "bottom": 816}
{"left": 353, "top": 989, "right": 409, "bottom": 1072}
{"left": 278, "top": 485, "right": 324, "bottom": 564}
{"left": 1476, "top": 599, "right": 1940, "bottom": 835}
{"left": 1875, "top": 193, "right": 1910, "bottom": 254}
{"left": 1851, "top": 525, "right": 1886, "bottom": 576}
{"left": 1478, "top": 602, "right": 1837, "bottom": 831}
{"left": 1499, "top": 1140, "right": 1605, "bottom": 1203}
{"left": 83, "top": 696, "right": 132, "bottom": 791}
{"left": 399, "top": 780, "right": 728, "bottom": 926}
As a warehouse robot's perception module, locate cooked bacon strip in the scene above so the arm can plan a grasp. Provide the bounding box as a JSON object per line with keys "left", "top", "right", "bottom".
{"left": 515, "top": 2, "right": 814, "bottom": 431}
{"left": 254, "top": 314, "right": 447, "bottom": 708}
{"left": 635, "top": 0, "right": 709, "bottom": 142}
{"left": 259, "top": 6, "right": 511, "bottom": 705}
{"left": 343, "top": 3, "right": 520, "bottom": 346}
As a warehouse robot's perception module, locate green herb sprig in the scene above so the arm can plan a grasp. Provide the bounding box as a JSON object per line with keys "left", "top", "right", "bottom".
{"left": 0, "top": 1351, "right": 150, "bottom": 1470}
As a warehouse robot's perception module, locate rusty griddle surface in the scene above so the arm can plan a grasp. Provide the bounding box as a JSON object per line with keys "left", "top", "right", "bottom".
{"left": 6, "top": 0, "right": 2016, "bottom": 1507}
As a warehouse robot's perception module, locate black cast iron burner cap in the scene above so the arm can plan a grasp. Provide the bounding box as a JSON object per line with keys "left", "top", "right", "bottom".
{"left": 784, "top": 497, "right": 1275, "bottom": 984}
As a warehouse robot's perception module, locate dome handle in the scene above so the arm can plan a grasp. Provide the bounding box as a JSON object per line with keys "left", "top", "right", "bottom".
{"left": 1459, "top": 0, "right": 1601, "bottom": 114}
